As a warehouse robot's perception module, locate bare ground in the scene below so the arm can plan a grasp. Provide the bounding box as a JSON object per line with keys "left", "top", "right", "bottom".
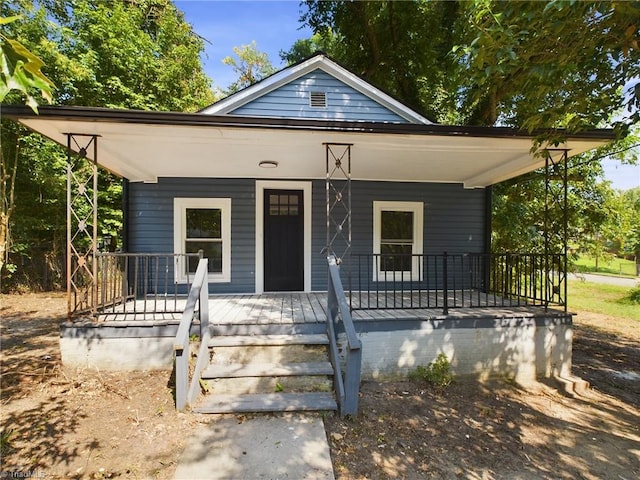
{"left": 1, "top": 292, "right": 639, "bottom": 479}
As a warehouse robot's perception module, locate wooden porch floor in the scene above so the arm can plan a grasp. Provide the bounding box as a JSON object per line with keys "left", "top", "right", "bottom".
{"left": 95, "top": 291, "right": 564, "bottom": 323}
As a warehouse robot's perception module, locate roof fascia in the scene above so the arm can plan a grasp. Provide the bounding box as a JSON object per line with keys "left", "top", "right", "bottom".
{"left": 1, "top": 105, "right": 617, "bottom": 142}
{"left": 199, "top": 55, "right": 433, "bottom": 125}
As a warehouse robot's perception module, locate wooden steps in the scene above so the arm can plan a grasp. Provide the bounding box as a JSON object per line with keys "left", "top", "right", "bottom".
{"left": 208, "top": 334, "right": 329, "bottom": 347}
{"left": 202, "top": 361, "right": 334, "bottom": 378}
{"left": 193, "top": 392, "right": 337, "bottom": 414}
{"left": 195, "top": 333, "right": 337, "bottom": 414}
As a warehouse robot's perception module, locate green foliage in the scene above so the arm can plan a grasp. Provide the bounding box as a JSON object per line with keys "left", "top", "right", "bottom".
{"left": 621, "top": 286, "right": 640, "bottom": 305}
{"left": 298, "top": 0, "right": 463, "bottom": 121}
{"left": 574, "top": 255, "right": 638, "bottom": 277}
{"left": 408, "top": 353, "right": 454, "bottom": 387}
{"left": 619, "top": 187, "right": 640, "bottom": 259}
{"left": 0, "top": 15, "right": 54, "bottom": 110}
{"left": 1, "top": 0, "right": 216, "bottom": 292}
{"left": 0, "top": 427, "right": 15, "bottom": 455}
{"left": 456, "top": 1, "right": 640, "bottom": 132}
{"left": 223, "top": 41, "right": 276, "bottom": 94}
{"left": 300, "top": 1, "right": 640, "bottom": 131}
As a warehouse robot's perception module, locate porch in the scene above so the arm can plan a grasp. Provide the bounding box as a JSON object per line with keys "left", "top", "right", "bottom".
{"left": 91, "top": 291, "right": 564, "bottom": 325}
{"left": 61, "top": 255, "right": 572, "bottom": 414}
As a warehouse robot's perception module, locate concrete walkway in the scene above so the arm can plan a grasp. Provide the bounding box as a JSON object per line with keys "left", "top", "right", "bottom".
{"left": 174, "top": 414, "right": 335, "bottom": 480}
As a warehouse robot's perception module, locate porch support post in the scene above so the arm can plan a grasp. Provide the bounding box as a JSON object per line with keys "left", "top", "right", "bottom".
{"left": 324, "top": 143, "right": 353, "bottom": 290}
{"left": 66, "top": 133, "right": 100, "bottom": 318}
{"left": 543, "top": 148, "right": 569, "bottom": 312}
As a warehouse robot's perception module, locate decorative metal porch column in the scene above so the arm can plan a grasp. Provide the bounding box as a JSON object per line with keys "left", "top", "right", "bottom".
{"left": 66, "top": 134, "right": 99, "bottom": 318}
{"left": 543, "top": 148, "right": 569, "bottom": 311}
{"left": 324, "top": 143, "right": 353, "bottom": 267}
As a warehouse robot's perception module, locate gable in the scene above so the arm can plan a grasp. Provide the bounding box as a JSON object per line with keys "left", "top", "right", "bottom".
{"left": 229, "top": 69, "right": 410, "bottom": 123}
{"left": 201, "top": 54, "right": 433, "bottom": 124}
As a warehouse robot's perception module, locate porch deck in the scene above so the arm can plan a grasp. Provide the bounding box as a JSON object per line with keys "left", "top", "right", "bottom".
{"left": 94, "top": 291, "right": 565, "bottom": 324}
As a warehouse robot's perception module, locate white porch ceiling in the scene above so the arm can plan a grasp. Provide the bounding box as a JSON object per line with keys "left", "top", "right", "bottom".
{"left": 10, "top": 107, "right": 612, "bottom": 188}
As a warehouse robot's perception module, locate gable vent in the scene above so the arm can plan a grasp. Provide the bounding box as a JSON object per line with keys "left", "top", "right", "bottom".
{"left": 309, "top": 91, "right": 327, "bottom": 108}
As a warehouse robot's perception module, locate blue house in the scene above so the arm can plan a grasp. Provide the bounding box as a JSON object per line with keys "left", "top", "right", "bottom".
{"left": 6, "top": 54, "right": 614, "bottom": 415}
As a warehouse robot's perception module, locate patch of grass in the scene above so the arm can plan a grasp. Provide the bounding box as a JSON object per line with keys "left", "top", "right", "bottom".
{"left": 568, "top": 280, "right": 640, "bottom": 321}
{"left": 408, "top": 353, "right": 454, "bottom": 387}
{"left": 573, "top": 255, "right": 637, "bottom": 277}
{"left": 0, "top": 428, "right": 15, "bottom": 455}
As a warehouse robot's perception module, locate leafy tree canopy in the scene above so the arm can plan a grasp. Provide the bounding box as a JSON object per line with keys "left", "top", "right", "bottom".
{"left": 222, "top": 41, "right": 276, "bottom": 95}
{"left": 1, "top": 0, "right": 216, "bottom": 290}
{"left": 296, "top": 0, "right": 640, "bottom": 132}
{"left": 0, "top": 15, "right": 54, "bottom": 111}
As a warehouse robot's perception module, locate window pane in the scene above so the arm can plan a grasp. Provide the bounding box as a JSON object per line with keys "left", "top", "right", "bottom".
{"left": 186, "top": 241, "right": 222, "bottom": 273}
{"left": 381, "top": 211, "right": 413, "bottom": 242}
{"left": 186, "top": 209, "right": 221, "bottom": 238}
{"left": 380, "top": 243, "right": 412, "bottom": 271}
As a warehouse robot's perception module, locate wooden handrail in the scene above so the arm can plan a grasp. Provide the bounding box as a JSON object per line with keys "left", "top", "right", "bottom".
{"left": 174, "top": 258, "right": 209, "bottom": 411}
{"left": 327, "top": 255, "right": 362, "bottom": 416}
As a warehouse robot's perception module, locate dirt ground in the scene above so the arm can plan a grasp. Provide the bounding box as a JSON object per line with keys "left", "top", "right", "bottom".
{"left": 1, "top": 292, "right": 639, "bottom": 479}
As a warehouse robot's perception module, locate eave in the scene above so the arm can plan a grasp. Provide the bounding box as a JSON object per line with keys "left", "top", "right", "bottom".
{"left": 2, "top": 105, "right": 615, "bottom": 188}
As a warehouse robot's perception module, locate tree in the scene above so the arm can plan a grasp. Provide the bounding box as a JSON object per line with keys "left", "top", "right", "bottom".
{"left": 1, "top": 0, "right": 215, "bottom": 291}
{"left": 297, "top": 0, "right": 463, "bottom": 122}
{"left": 280, "top": 31, "right": 341, "bottom": 65}
{"left": 297, "top": 0, "right": 638, "bottom": 257}
{"left": 1, "top": 14, "right": 56, "bottom": 283}
{"left": 222, "top": 41, "right": 276, "bottom": 94}
{"left": 455, "top": 0, "right": 640, "bottom": 132}
{"left": 619, "top": 187, "right": 640, "bottom": 262}
{"left": 0, "top": 15, "right": 54, "bottom": 109}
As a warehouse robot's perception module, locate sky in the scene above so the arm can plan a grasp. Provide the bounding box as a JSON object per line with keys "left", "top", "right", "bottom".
{"left": 175, "top": 0, "right": 639, "bottom": 191}
{"left": 174, "top": 0, "right": 312, "bottom": 89}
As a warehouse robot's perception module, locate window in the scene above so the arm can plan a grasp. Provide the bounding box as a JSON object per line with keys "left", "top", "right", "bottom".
{"left": 373, "top": 201, "right": 423, "bottom": 280}
{"left": 174, "top": 198, "right": 231, "bottom": 283}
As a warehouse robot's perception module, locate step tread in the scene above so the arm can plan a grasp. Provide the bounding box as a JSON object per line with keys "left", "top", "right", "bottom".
{"left": 208, "top": 334, "right": 329, "bottom": 347}
{"left": 203, "top": 361, "right": 334, "bottom": 378}
{"left": 193, "top": 392, "right": 337, "bottom": 414}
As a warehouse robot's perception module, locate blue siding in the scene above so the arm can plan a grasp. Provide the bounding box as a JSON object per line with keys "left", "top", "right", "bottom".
{"left": 128, "top": 178, "right": 256, "bottom": 294}
{"left": 311, "top": 180, "right": 486, "bottom": 290}
{"left": 129, "top": 178, "right": 485, "bottom": 293}
{"left": 231, "top": 70, "right": 409, "bottom": 123}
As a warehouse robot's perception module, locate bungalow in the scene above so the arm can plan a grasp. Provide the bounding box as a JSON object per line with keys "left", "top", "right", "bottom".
{"left": 5, "top": 53, "right": 614, "bottom": 415}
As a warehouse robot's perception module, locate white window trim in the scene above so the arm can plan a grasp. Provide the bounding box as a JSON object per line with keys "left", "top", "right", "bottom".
{"left": 174, "top": 197, "right": 231, "bottom": 283}
{"left": 372, "top": 201, "right": 424, "bottom": 281}
{"left": 255, "top": 181, "right": 312, "bottom": 293}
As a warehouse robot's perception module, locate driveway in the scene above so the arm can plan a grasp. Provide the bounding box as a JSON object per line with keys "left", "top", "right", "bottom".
{"left": 570, "top": 272, "right": 639, "bottom": 287}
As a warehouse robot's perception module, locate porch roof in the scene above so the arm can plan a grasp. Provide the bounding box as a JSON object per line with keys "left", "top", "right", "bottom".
{"left": 4, "top": 104, "right": 615, "bottom": 188}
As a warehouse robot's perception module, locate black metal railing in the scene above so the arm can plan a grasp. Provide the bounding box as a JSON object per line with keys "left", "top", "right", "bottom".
{"left": 351, "top": 252, "right": 567, "bottom": 314}
{"left": 95, "top": 252, "right": 203, "bottom": 316}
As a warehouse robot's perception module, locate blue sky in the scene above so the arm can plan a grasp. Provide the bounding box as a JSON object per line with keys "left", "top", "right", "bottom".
{"left": 175, "top": 0, "right": 311, "bottom": 89}
{"left": 175, "top": 1, "right": 638, "bottom": 190}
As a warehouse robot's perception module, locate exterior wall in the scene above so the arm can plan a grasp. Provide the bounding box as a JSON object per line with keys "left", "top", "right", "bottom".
{"left": 311, "top": 180, "right": 486, "bottom": 290}
{"left": 340, "top": 315, "right": 573, "bottom": 384}
{"left": 129, "top": 178, "right": 486, "bottom": 293}
{"left": 231, "top": 70, "right": 409, "bottom": 123}
{"left": 128, "top": 178, "right": 256, "bottom": 293}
